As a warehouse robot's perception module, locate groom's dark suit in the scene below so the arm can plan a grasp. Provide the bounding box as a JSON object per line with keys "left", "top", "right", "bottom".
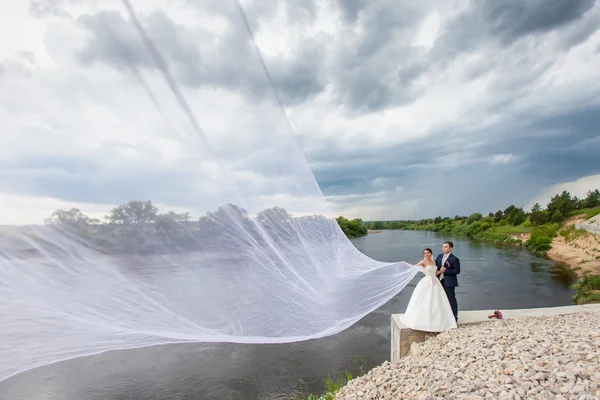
{"left": 436, "top": 252, "right": 460, "bottom": 322}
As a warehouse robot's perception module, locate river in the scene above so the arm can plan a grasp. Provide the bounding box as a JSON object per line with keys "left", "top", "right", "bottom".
{"left": 0, "top": 230, "right": 576, "bottom": 400}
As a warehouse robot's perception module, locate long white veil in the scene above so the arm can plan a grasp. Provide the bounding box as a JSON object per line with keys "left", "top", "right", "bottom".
{"left": 0, "top": 0, "right": 419, "bottom": 382}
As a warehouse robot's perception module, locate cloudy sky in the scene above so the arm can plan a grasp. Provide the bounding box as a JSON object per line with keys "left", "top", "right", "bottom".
{"left": 1, "top": 0, "right": 599, "bottom": 225}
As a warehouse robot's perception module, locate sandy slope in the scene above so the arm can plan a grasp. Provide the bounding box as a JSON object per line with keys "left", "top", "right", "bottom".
{"left": 549, "top": 216, "right": 600, "bottom": 276}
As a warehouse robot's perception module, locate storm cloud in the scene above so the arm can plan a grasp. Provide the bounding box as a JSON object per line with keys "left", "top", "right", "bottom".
{"left": 0, "top": 0, "right": 599, "bottom": 224}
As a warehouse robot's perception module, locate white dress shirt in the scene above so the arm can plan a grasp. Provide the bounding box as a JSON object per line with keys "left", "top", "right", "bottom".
{"left": 440, "top": 252, "right": 451, "bottom": 280}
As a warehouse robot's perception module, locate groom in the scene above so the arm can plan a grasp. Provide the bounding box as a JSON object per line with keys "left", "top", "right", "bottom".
{"left": 436, "top": 241, "right": 460, "bottom": 322}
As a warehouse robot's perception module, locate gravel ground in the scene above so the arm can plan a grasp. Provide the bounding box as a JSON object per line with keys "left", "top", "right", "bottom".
{"left": 335, "top": 311, "right": 600, "bottom": 399}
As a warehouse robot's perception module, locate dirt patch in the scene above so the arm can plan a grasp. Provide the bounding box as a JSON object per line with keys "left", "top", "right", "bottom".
{"left": 510, "top": 232, "right": 530, "bottom": 242}
{"left": 548, "top": 219, "right": 600, "bottom": 276}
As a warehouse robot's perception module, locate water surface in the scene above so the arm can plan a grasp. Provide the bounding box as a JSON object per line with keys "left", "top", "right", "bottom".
{"left": 0, "top": 230, "right": 575, "bottom": 399}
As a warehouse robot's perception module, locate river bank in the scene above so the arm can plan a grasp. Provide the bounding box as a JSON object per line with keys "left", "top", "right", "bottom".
{"left": 358, "top": 206, "right": 600, "bottom": 304}
{"left": 547, "top": 215, "right": 600, "bottom": 276}
{"left": 335, "top": 310, "right": 600, "bottom": 399}
{"left": 506, "top": 215, "right": 600, "bottom": 275}
{"left": 2, "top": 230, "right": 577, "bottom": 400}
{"left": 548, "top": 217, "right": 600, "bottom": 305}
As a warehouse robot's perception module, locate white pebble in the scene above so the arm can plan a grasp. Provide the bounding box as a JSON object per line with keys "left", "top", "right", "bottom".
{"left": 334, "top": 312, "right": 600, "bottom": 399}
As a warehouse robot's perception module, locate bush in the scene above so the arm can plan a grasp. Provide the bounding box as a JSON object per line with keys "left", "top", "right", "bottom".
{"left": 573, "top": 274, "right": 600, "bottom": 291}
{"left": 466, "top": 213, "right": 483, "bottom": 224}
{"left": 534, "top": 223, "right": 559, "bottom": 237}
{"left": 527, "top": 234, "right": 553, "bottom": 253}
{"left": 572, "top": 275, "right": 600, "bottom": 305}
{"left": 526, "top": 224, "right": 559, "bottom": 255}
{"left": 466, "top": 221, "right": 492, "bottom": 236}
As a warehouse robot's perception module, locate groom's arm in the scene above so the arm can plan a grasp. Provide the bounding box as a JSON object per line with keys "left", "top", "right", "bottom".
{"left": 443, "top": 257, "right": 461, "bottom": 275}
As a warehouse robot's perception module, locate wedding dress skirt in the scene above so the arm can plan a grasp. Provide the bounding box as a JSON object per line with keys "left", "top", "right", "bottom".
{"left": 399, "top": 265, "right": 457, "bottom": 332}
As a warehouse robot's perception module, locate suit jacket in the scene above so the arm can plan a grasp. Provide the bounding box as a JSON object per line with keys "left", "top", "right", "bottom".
{"left": 436, "top": 253, "right": 460, "bottom": 287}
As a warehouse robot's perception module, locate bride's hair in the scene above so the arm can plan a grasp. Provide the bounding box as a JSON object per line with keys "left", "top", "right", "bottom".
{"left": 423, "top": 248, "right": 433, "bottom": 254}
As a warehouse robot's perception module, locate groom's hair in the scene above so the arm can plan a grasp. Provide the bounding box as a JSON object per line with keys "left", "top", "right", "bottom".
{"left": 444, "top": 241, "right": 454, "bottom": 249}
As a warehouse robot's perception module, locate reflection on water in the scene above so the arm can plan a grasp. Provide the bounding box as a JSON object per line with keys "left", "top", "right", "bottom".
{"left": 530, "top": 261, "right": 545, "bottom": 273}
{"left": 0, "top": 230, "right": 577, "bottom": 400}
{"left": 549, "top": 262, "right": 579, "bottom": 287}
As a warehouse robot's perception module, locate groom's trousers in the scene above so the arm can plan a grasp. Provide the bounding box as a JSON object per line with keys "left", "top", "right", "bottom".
{"left": 441, "top": 279, "right": 458, "bottom": 322}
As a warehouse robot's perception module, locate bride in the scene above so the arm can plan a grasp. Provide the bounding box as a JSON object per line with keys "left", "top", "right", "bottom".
{"left": 400, "top": 248, "right": 457, "bottom": 332}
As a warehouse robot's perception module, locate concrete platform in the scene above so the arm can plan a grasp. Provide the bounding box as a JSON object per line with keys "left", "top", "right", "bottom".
{"left": 575, "top": 220, "right": 600, "bottom": 235}
{"left": 390, "top": 303, "right": 600, "bottom": 362}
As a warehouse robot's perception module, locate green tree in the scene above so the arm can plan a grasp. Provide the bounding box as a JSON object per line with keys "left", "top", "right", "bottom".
{"left": 155, "top": 211, "right": 191, "bottom": 228}
{"left": 256, "top": 207, "right": 292, "bottom": 225}
{"left": 45, "top": 208, "right": 101, "bottom": 226}
{"left": 371, "top": 221, "right": 385, "bottom": 230}
{"left": 510, "top": 208, "right": 526, "bottom": 226}
{"left": 493, "top": 210, "right": 503, "bottom": 222}
{"left": 551, "top": 209, "right": 563, "bottom": 223}
{"left": 106, "top": 200, "right": 158, "bottom": 224}
{"left": 582, "top": 189, "right": 600, "bottom": 208}
{"left": 336, "top": 216, "right": 368, "bottom": 238}
{"left": 546, "top": 190, "right": 576, "bottom": 217}
{"left": 530, "top": 210, "right": 549, "bottom": 226}
{"left": 504, "top": 205, "right": 517, "bottom": 217}
{"left": 466, "top": 213, "right": 483, "bottom": 224}
{"left": 499, "top": 205, "right": 526, "bottom": 226}
{"left": 154, "top": 211, "right": 193, "bottom": 246}
{"left": 529, "top": 203, "right": 548, "bottom": 225}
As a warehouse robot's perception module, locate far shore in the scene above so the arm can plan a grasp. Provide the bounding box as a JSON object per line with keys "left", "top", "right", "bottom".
{"left": 369, "top": 219, "right": 600, "bottom": 276}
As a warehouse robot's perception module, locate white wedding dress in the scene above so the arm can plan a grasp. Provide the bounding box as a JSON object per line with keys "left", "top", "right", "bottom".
{"left": 399, "top": 264, "right": 457, "bottom": 332}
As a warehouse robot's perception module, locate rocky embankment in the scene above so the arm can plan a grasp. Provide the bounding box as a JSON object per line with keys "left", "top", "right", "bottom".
{"left": 335, "top": 312, "right": 600, "bottom": 399}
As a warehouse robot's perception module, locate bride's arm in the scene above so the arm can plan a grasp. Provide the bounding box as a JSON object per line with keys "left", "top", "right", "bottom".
{"left": 399, "top": 260, "right": 424, "bottom": 273}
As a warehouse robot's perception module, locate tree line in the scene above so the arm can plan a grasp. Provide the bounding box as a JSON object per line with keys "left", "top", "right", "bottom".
{"left": 357, "top": 188, "right": 600, "bottom": 256}
{"left": 38, "top": 201, "right": 344, "bottom": 255}
{"left": 45, "top": 200, "right": 192, "bottom": 227}
{"left": 363, "top": 189, "right": 600, "bottom": 231}
{"left": 24, "top": 188, "right": 600, "bottom": 255}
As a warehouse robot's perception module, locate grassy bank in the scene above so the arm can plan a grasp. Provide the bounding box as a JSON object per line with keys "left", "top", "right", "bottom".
{"left": 364, "top": 206, "right": 599, "bottom": 258}
{"left": 297, "top": 356, "right": 367, "bottom": 400}
{"left": 572, "top": 274, "right": 600, "bottom": 304}
{"left": 383, "top": 216, "right": 564, "bottom": 256}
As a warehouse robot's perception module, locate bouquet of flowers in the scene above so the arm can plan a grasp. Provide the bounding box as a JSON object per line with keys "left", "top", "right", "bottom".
{"left": 488, "top": 310, "right": 503, "bottom": 319}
